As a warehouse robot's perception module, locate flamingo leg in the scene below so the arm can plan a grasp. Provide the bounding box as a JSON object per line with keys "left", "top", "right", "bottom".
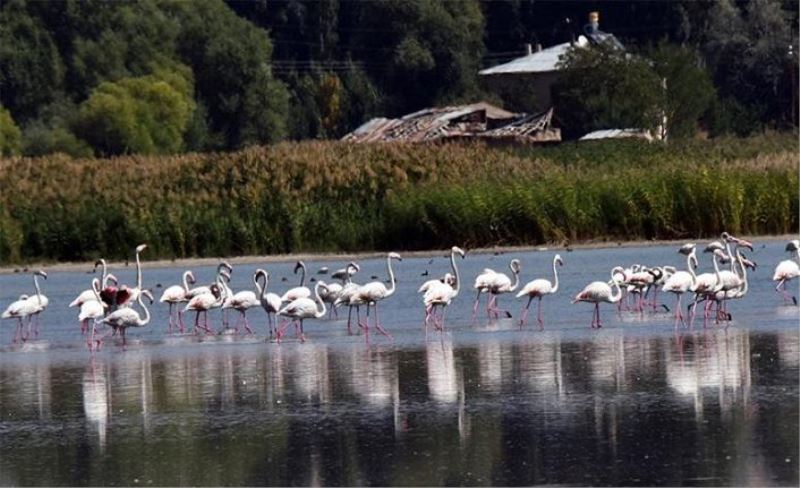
{"left": 537, "top": 296, "right": 544, "bottom": 330}
{"left": 242, "top": 311, "right": 254, "bottom": 335}
{"left": 437, "top": 305, "right": 447, "bottom": 332}
{"left": 472, "top": 291, "right": 482, "bottom": 319}
{"left": 519, "top": 296, "right": 532, "bottom": 327}
{"left": 167, "top": 303, "right": 174, "bottom": 333}
{"left": 346, "top": 306, "right": 354, "bottom": 335}
{"left": 373, "top": 303, "right": 393, "bottom": 339}
{"left": 596, "top": 303, "right": 603, "bottom": 328}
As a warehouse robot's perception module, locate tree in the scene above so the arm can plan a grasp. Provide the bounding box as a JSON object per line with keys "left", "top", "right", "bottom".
{"left": 648, "top": 42, "right": 715, "bottom": 139}
{"left": 553, "top": 43, "right": 663, "bottom": 139}
{"left": 0, "top": 0, "right": 65, "bottom": 122}
{"left": 0, "top": 105, "right": 22, "bottom": 156}
{"left": 167, "top": 0, "right": 289, "bottom": 149}
{"left": 73, "top": 67, "right": 196, "bottom": 156}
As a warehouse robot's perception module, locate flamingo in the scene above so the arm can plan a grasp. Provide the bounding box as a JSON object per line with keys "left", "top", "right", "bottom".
{"left": 21, "top": 270, "right": 48, "bottom": 339}
{"left": 350, "top": 252, "right": 402, "bottom": 340}
{"left": 79, "top": 279, "right": 107, "bottom": 351}
{"left": 221, "top": 273, "right": 262, "bottom": 335}
{"left": 320, "top": 262, "right": 360, "bottom": 319}
{"left": 98, "top": 289, "right": 154, "bottom": 349}
{"left": 280, "top": 261, "right": 311, "bottom": 303}
{"left": 185, "top": 262, "right": 233, "bottom": 299}
{"left": 116, "top": 244, "right": 147, "bottom": 307}
{"left": 773, "top": 240, "right": 800, "bottom": 305}
{"left": 485, "top": 259, "right": 521, "bottom": 318}
{"left": 516, "top": 254, "right": 563, "bottom": 329}
{"left": 2, "top": 281, "right": 42, "bottom": 344}
{"left": 706, "top": 234, "right": 753, "bottom": 320}
{"left": 471, "top": 267, "right": 498, "bottom": 318}
{"left": 418, "top": 273, "right": 455, "bottom": 295}
{"left": 711, "top": 250, "right": 756, "bottom": 320}
{"left": 254, "top": 269, "right": 282, "bottom": 338}
{"left": 184, "top": 283, "right": 224, "bottom": 335}
{"left": 661, "top": 244, "right": 699, "bottom": 325}
{"left": 572, "top": 266, "right": 625, "bottom": 328}
{"left": 71, "top": 273, "right": 118, "bottom": 334}
{"left": 625, "top": 266, "right": 662, "bottom": 312}
{"left": 333, "top": 265, "right": 365, "bottom": 335}
{"left": 688, "top": 249, "right": 725, "bottom": 326}
{"left": 159, "top": 271, "right": 196, "bottom": 333}
{"left": 276, "top": 281, "right": 328, "bottom": 343}
{"left": 420, "top": 246, "right": 466, "bottom": 334}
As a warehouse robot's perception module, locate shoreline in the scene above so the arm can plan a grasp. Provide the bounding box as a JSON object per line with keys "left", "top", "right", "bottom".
{"left": 0, "top": 233, "right": 794, "bottom": 275}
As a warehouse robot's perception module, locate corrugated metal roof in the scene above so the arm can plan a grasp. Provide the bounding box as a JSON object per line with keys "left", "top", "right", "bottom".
{"left": 579, "top": 129, "right": 653, "bottom": 141}
{"left": 479, "top": 42, "right": 574, "bottom": 75}
{"left": 342, "top": 103, "right": 560, "bottom": 144}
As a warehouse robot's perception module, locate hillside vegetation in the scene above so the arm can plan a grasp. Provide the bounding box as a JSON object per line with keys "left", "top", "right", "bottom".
{"left": 0, "top": 134, "right": 796, "bottom": 264}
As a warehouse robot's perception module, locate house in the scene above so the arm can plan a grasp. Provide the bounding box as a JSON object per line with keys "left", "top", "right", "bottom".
{"left": 479, "top": 12, "right": 623, "bottom": 113}
{"left": 341, "top": 102, "right": 560, "bottom": 144}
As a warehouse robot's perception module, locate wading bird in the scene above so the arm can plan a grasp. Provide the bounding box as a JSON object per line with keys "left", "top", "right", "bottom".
{"left": 420, "top": 246, "right": 466, "bottom": 334}
{"left": 159, "top": 271, "right": 196, "bottom": 333}
{"left": 773, "top": 240, "right": 800, "bottom": 305}
{"left": 661, "top": 244, "right": 698, "bottom": 325}
{"left": 516, "top": 254, "right": 563, "bottom": 329}
{"left": 350, "top": 252, "right": 402, "bottom": 340}
{"left": 572, "top": 266, "right": 625, "bottom": 328}
{"left": 484, "top": 259, "right": 521, "bottom": 318}
{"left": 254, "top": 269, "right": 282, "bottom": 338}
{"left": 280, "top": 261, "right": 311, "bottom": 303}
{"left": 98, "top": 290, "right": 154, "bottom": 349}
{"left": 276, "top": 281, "right": 328, "bottom": 342}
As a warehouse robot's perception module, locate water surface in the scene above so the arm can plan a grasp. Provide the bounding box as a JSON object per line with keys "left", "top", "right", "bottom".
{"left": 0, "top": 242, "right": 797, "bottom": 486}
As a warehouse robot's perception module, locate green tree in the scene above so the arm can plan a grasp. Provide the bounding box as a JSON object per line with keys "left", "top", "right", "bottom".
{"left": 167, "top": 0, "right": 289, "bottom": 148}
{"left": 553, "top": 43, "right": 664, "bottom": 139}
{"left": 73, "top": 67, "right": 196, "bottom": 156}
{"left": 648, "top": 42, "right": 715, "bottom": 139}
{"left": 0, "top": 105, "right": 22, "bottom": 156}
{"left": 0, "top": 0, "right": 65, "bottom": 122}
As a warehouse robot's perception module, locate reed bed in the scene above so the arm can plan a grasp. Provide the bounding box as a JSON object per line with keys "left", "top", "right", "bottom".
{"left": 0, "top": 134, "right": 796, "bottom": 264}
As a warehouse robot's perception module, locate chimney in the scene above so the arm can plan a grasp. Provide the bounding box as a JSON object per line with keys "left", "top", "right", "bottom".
{"left": 525, "top": 43, "right": 532, "bottom": 55}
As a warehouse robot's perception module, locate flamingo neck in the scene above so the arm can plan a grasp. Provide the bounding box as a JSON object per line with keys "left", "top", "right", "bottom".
{"left": 686, "top": 249, "right": 697, "bottom": 283}
{"left": 135, "top": 250, "right": 143, "bottom": 290}
{"left": 736, "top": 251, "right": 748, "bottom": 295}
{"left": 712, "top": 252, "right": 722, "bottom": 290}
{"left": 550, "top": 257, "right": 560, "bottom": 293}
{"left": 138, "top": 292, "right": 151, "bottom": 326}
{"left": 32, "top": 273, "right": 43, "bottom": 304}
{"left": 794, "top": 249, "right": 800, "bottom": 265}
{"left": 254, "top": 271, "right": 265, "bottom": 297}
{"left": 182, "top": 271, "right": 192, "bottom": 293}
{"left": 450, "top": 250, "right": 461, "bottom": 296}
{"left": 385, "top": 256, "right": 397, "bottom": 297}
{"left": 508, "top": 262, "right": 520, "bottom": 292}
{"left": 724, "top": 240, "right": 735, "bottom": 272}
{"left": 92, "top": 279, "right": 102, "bottom": 302}
{"left": 99, "top": 260, "right": 109, "bottom": 287}
{"left": 314, "top": 283, "right": 327, "bottom": 318}
{"left": 298, "top": 263, "right": 306, "bottom": 287}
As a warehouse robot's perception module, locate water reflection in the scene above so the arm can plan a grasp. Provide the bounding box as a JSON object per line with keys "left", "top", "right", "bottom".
{"left": 0, "top": 326, "right": 796, "bottom": 486}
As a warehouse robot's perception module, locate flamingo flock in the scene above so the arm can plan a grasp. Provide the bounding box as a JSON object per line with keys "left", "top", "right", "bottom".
{"left": 1, "top": 233, "right": 797, "bottom": 351}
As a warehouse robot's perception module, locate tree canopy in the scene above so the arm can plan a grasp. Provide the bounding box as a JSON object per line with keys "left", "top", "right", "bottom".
{"left": 0, "top": 0, "right": 796, "bottom": 156}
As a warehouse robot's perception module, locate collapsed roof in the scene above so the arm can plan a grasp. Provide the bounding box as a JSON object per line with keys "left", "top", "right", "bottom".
{"left": 342, "top": 103, "right": 560, "bottom": 144}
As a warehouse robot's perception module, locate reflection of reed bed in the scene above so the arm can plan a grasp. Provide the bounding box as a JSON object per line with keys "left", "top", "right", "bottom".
{"left": 0, "top": 135, "right": 795, "bottom": 263}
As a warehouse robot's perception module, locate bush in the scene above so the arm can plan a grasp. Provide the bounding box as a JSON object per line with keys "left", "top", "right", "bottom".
{"left": 0, "top": 105, "right": 22, "bottom": 156}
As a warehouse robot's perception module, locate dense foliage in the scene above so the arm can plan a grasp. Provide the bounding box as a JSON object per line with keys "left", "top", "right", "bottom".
{"left": 0, "top": 0, "right": 796, "bottom": 156}
{"left": 0, "top": 134, "right": 795, "bottom": 264}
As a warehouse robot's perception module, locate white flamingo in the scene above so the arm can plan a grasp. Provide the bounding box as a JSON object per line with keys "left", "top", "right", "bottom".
{"left": 471, "top": 267, "right": 498, "bottom": 318}
{"left": 254, "top": 269, "right": 282, "bottom": 338}
{"left": 773, "top": 239, "right": 800, "bottom": 305}
{"left": 184, "top": 282, "right": 224, "bottom": 335}
{"left": 276, "top": 281, "right": 328, "bottom": 343}
{"left": 485, "top": 259, "right": 521, "bottom": 318}
{"left": 280, "top": 261, "right": 311, "bottom": 303}
{"left": 98, "top": 289, "right": 154, "bottom": 349}
{"left": 22, "top": 270, "right": 48, "bottom": 339}
{"left": 662, "top": 244, "right": 698, "bottom": 325}
{"left": 333, "top": 269, "right": 365, "bottom": 335}
{"left": 572, "top": 266, "right": 625, "bottom": 328}
{"left": 2, "top": 272, "right": 46, "bottom": 345}
{"left": 320, "top": 262, "right": 360, "bottom": 319}
{"left": 79, "top": 279, "right": 107, "bottom": 351}
{"left": 185, "top": 262, "right": 232, "bottom": 299}
{"left": 420, "top": 246, "right": 466, "bottom": 333}
{"left": 159, "top": 271, "right": 196, "bottom": 333}
{"left": 688, "top": 249, "right": 725, "bottom": 326}
{"left": 516, "top": 254, "right": 563, "bottom": 329}
{"left": 116, "top": 244, "right": 147, "bottom": 307}
{"left": 350, "top": 252, "right": 402, "bottom": 340}
{"left": 221, "top": 274, "right": 262, "bottom": 335}
{"left": 712, "top": 250, "right": 756, "bottom": 318}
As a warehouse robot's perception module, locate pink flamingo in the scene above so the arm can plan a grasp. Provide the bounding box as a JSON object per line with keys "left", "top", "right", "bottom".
{"left": 572, "top": 266, "right": 625, "bottom": 328}
{"left": 516, "top": 254, "right": 563, "bottom": 329}
{"left": 159, "top": 271, "right": 196, "bottom": 333}
{"left": 773, "top": 239, "right": 800, "bottom": 304}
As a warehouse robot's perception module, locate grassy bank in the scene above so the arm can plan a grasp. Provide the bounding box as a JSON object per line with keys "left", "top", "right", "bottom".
{"left": 0, "top": 133, "right": 796, "bottom": 264}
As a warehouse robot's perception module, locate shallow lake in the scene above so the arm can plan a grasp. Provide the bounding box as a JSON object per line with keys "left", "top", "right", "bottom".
{"left": 0, "top": 241, "right": 797, "bottom": 486}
